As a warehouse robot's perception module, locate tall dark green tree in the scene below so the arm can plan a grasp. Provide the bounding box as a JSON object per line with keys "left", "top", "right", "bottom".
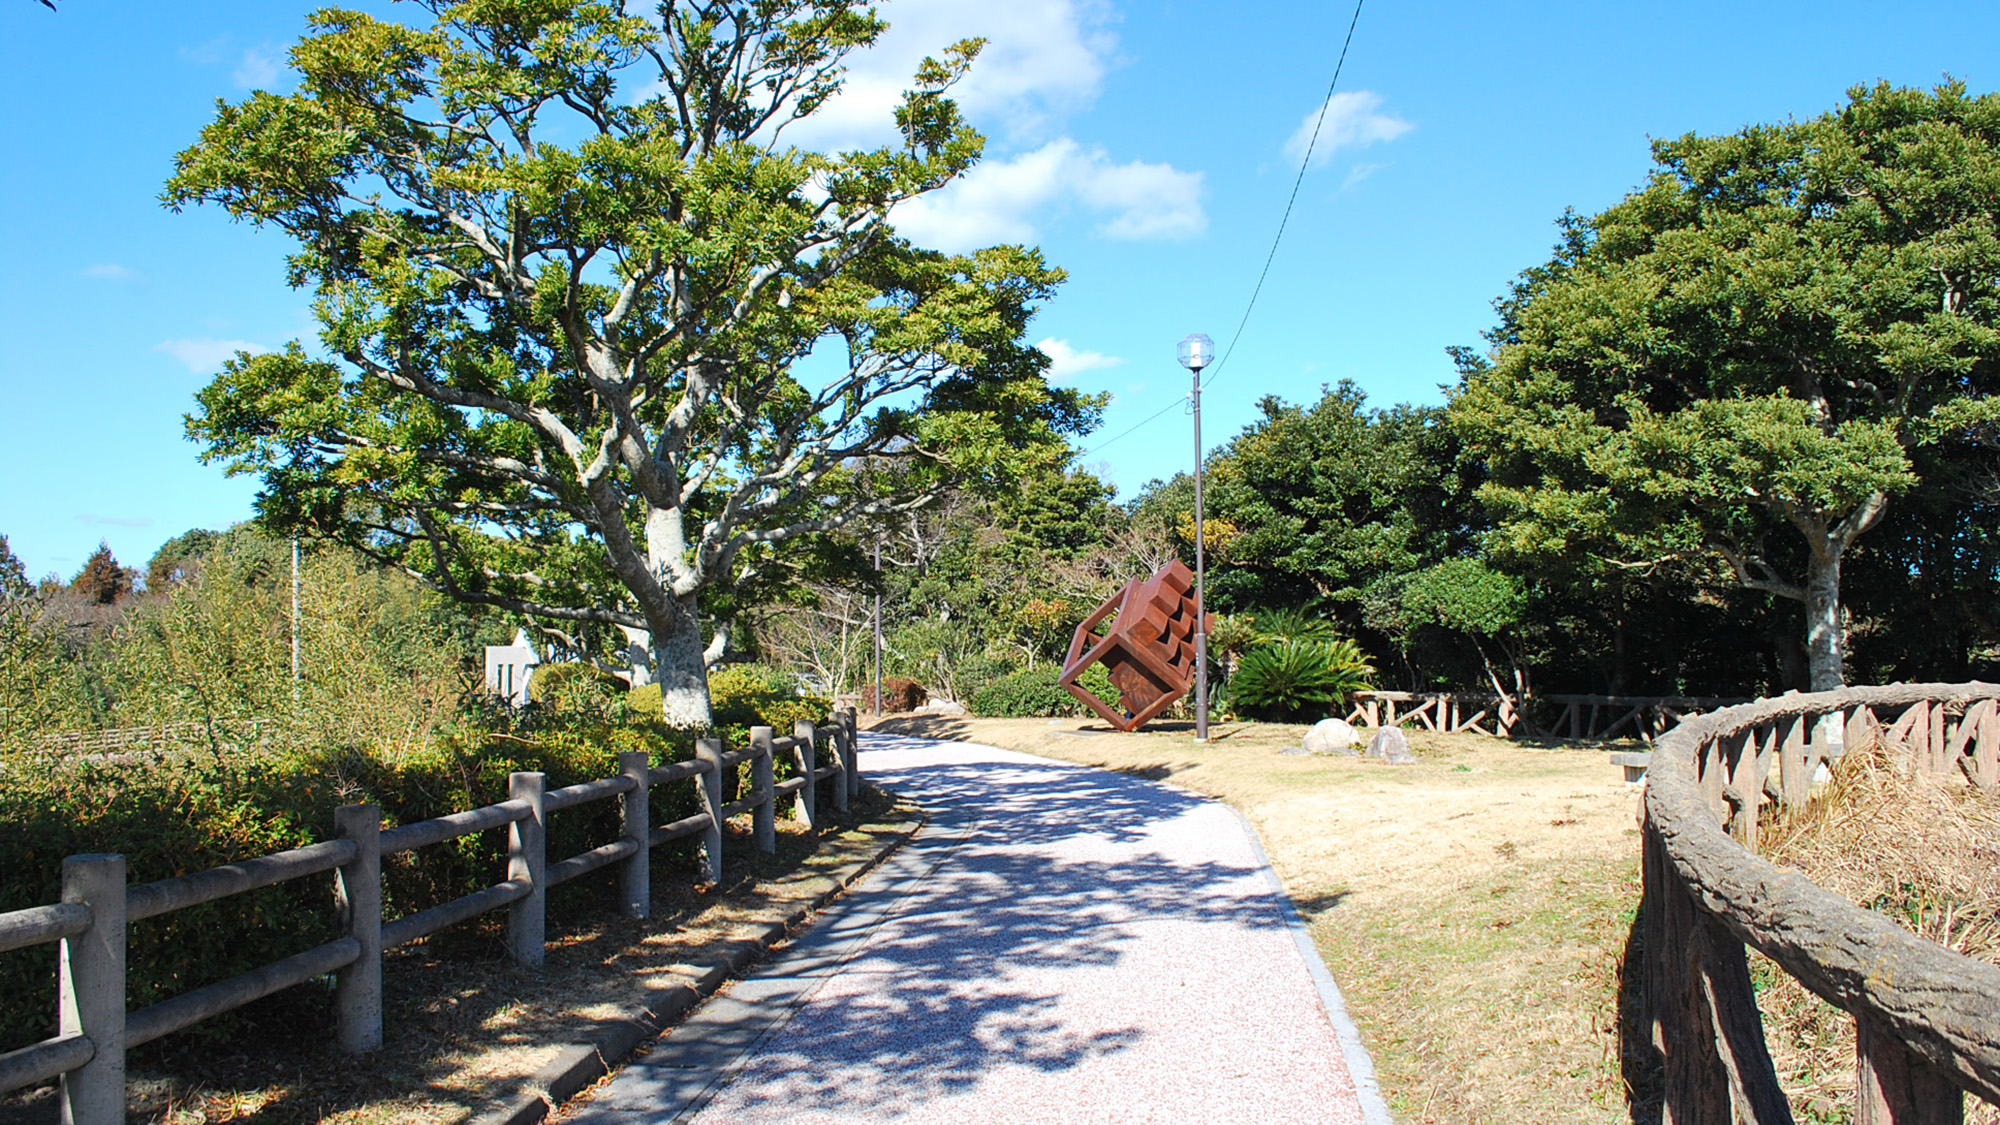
{"left": 168, "top": 1, "right": 1099, "bottom": 725}
{"left": 1452, "top": 82, "right": 2000, "bottom": 689}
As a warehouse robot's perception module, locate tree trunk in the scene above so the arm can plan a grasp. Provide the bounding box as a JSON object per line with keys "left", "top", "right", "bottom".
{"left": 651, "top": 602, "right": 713, "bottom": 728}
{"left": 1804, "top": 546, "right": 1846, "bottom": 692}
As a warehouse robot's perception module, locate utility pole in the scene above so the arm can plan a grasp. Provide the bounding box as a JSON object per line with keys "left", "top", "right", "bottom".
{"left": 1177, "top": 334, "right": 1214, "bottom": 741}
{"left": 290, "top": 538, "right": 302, "bottom": 694}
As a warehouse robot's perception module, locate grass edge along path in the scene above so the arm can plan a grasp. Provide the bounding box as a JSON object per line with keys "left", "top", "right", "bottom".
{"left": 875, "top": 714, "right": 1647, "bottom": 1125}
{"left": 0, "top": 788, "right": 924, "bottom": 1125}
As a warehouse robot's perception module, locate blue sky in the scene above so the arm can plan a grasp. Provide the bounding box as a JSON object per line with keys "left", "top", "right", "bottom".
{"left": 3, "top": 0, "right": 1997, "bottom": 580}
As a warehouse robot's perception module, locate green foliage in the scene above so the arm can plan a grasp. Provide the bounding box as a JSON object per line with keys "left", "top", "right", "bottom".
{"left": 1228, "top": 639, "right": 1374, "bottom": 722}
{"left": 166, "top": 0, "right": 1102, "bottom": 724}
{"left": 1450, "top": 80, "right": 2000, "bottom": 689}
{"left": 0, "top": 715, "right": 699, "bottom": 1056}
{"left": 527, "top": 661, "right": 629, "bottom": 712}
{"left": 144, "top": 528, "right": 220, "bottom": 592}
{"left": 1365, "top": 559, "right": 1525, "bottom": 650}
{"left": 1144, "top": 385, "right": 1481, "bottom": 615}
{"left": 627, "top": 664, "right": 830, "bottom": 748}
{"left": 1249, "top": 607, "right": 1336, "bottom": 645}
{"left": 970, "top": 663, "right": 1115, "bottom": 718}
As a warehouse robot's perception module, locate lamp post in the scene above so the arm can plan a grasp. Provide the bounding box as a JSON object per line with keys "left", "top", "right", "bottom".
{"left": 1177, "top": 333, "right": 1214, "bottom": 741}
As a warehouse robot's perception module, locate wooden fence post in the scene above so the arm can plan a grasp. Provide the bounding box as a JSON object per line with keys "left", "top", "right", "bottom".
{"left": 1643, "top": 825, "right": 1735, "bottom": 1124}
{"left": 60, "top": 853, "right": 126, "bottom": 1125}
{"left": 508, "top": 772, "right": 547, "bottom": 968}
{"left": 829, "top": 723, "right": 850, "bottom": 816}
{"left": 618, "top": 751, "right": 650, "bottom": 918}
{"left": 750, "top": 726, "right": 777, "bottom": 854}
{"left": 333, "top": 804, "right": 383, "bottom": 1053}
{"left": 841, "top": 708, "right": 862, "bottom": 801}
{"left": 792, "top": 719, "right": 817, "bottom": 829}
{"left": 696, "top": 738, "right": 724, "bottom": 884}
{"left": 1856, "top": 1014, "right": 1964, "bottom": 1125}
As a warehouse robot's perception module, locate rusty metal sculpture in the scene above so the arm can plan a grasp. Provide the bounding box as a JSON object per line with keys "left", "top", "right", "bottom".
{"left": 1058, "top": 560, "right": 1211, "bottom": 731}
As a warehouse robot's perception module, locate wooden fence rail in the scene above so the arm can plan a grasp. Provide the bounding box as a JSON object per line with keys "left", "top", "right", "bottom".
{"left": 1642, "top": 683, "right": 2000, "bottom": 1123}
{"left": 0, "top": 710, "right": 862, "bottom": 1124}
{"left": 1347, "top": 691, "right": 1749, "bottom": 741}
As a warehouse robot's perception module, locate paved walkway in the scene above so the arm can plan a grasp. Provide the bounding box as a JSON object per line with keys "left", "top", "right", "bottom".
{"left": 570, "top": 733, "right": 1387, "bottom": 1125}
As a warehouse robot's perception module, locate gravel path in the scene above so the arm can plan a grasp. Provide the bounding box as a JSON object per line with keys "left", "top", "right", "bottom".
{"left": 572, "top": 732, "right": 1382, "bottom": 1125}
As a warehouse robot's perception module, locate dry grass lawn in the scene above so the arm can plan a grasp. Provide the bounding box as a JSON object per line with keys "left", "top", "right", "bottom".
{"left": 875, "top": 714, "right": 1648, "bottom": 1125}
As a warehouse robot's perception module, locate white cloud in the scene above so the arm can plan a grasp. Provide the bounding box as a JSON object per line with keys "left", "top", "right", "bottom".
{"left": 81, "top": 263, "right": 142, "bottom": 282}
{"left": 233, "top": 46, "right": 283, "bottom": 90}
{"left": 1284, "top": 90, "right": 1413, "bottom": 168}
{"left": 1036, "top": 337, "right": 1123, "bottom": 381}
{"left": 76, "top": 514, "right": 153, "bottom": 529}
{"left": 1342, "top": 162, "right": 1384, "bottom": 190}
{"left": 768, "top": 0, "right": 1112, "bottom": 152}
{"left": 157, "top": 338, "right": 273, "bottom": 374}
{"left": 893, "top": 138, "right": 1203, "bottom": 251}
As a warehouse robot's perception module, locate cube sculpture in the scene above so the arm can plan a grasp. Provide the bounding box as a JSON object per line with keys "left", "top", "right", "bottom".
{"left": 1058, "top": 560, "right": 1211, "bottom": 731}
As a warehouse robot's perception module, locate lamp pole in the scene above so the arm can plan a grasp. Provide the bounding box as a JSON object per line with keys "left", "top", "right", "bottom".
{"left": 873, "top": 537, "right": 883, "bottom": 717}
{"left": 1177, "top": 334, "right": 1214, "bottom": 742}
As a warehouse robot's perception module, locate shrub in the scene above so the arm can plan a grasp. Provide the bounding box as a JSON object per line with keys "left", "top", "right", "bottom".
{"left": 526, "top": 660, "right": 628, "bottom": 711}
{"left": 946, "top": 650, "right": 1025, "bottom": 703}
{"left": 969, "top": 664, "right": 1116, "bottom": 718}
{"left": 863, "top": 676, "right": 928, "bottom": 713}
{"left": 0, "top": 713, "right": 700, "bottom": 1056}
{"left": 625, "top": 664, "right": 832, "bottom": 746}
{"left": 1229, "top": 638, "right": 1374, "bottom": 722}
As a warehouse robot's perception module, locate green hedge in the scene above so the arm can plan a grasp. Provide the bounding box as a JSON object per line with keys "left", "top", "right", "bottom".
{"left": 0, "top": 714, "right": 700, "bottom": 1056}
{"left": 969, "top": 664, "right": 1116, "bottom": 718}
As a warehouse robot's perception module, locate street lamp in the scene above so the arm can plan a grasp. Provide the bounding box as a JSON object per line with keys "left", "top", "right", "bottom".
{"left": 1177, "top": 333, "right": 1214, "bottom": 741}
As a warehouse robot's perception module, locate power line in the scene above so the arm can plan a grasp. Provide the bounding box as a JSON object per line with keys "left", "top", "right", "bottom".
{"left": 1204, "top": 0, "right": 1368, "bottom": 388}
{"left": 1081, "top": 0, "right": 1368, "bottom": 459}
{"left": 1082, "top": 394, "right": 1191, "bottom": 456}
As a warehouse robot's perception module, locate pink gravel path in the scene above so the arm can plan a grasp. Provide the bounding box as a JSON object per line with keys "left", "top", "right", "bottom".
{"left": 581, "top": 733, "right": 1381, "bottom": 1125}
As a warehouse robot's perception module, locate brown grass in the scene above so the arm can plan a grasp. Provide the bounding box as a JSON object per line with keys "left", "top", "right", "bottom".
{"left": 1755, "top": 743, "right": 2000, "bottom": 1122}
{"left": 875, "top": 714, "right": 1647, "bottom": 1124}
{"left": 0, "top": 789, "right": 919, "bottom": 1125}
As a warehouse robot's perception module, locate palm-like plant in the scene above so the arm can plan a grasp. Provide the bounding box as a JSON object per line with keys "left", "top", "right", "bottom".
{"left": 1248, "top": 606, "right": 1336, "bottom": 645}
{"left": 1228, "top": 637, "right": 1374, "bottom": 722}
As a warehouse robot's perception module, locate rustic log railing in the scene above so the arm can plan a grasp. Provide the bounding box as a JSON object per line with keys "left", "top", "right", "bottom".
{"left": 21, "top": 718, "right": 272, "bottom": 758}
{"left": 1347, "top": 690, "right": 1521, "bottom": 736}
{"left": 1641, "top": 683, "right": 2000, "bottom": 1123}
{"left": 0, "top": 712, "right": 862, "bottom": 1125}
{"left": 1348, "top": 691, "right": 1749, "bottom": 742}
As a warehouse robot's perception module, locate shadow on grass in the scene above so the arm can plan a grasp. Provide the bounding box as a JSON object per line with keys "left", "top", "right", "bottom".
{"left": 1290, "top": 889, "right": 1353, "bottom": 918}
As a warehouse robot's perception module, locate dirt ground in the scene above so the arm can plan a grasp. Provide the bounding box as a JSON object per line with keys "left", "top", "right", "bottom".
{"left": 875, "top": 714, "right": 1648, "bottom": 1124}
{"left": 0, "top": 790, "right": 921, "bottom": 1125}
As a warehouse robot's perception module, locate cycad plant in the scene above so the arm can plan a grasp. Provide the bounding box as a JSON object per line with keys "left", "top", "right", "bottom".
{"left": 1248, "top": 606, "right": 1336, "bottom": 645}
{"left": 1228, "top": 636, "right": 1374, "bottom": 722}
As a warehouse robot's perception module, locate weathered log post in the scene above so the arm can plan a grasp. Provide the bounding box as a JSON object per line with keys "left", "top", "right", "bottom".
{"left": 695, "top": 738, "right": 724, "bottom": 884}
{"left": 59, "top": 853, "right": 126, "bottom": 1125}
{"left": 333, "top": 803, "right": 383, "bottom": 1052}
{"left": 750, "top": 726, "right": 777, "bottom": 854}
{"left": 841, "top": 707, "right": 862, "bottom": 801}
{"left": 792, "top": 719, "right": 817, "bottom": 829}
{"left": 618, "top": 751, "right": 651, "bottom": 917}
{"left": 507, "top": 771, "right": 547, "bottom": 967}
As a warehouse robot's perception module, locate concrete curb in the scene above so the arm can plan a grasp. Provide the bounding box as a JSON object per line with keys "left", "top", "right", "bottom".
{"left": 1229, "top": 805, "right": 1397, "bottom": 1125}
{"left": 466, "top": 811, "right": 928, "bottom": 1125}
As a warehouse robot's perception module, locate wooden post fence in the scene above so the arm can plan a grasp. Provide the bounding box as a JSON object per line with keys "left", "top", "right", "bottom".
{"left": 0, "top": 708, "right": 864, "bottom": 1123}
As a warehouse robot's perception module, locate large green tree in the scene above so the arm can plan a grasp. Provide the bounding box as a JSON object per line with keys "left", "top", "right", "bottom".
{"left": 1452, "top": 82, "right": 2000, "bottom": 690}
{"left": 168, "top": 1, "right": 1098, "bottom": 725}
